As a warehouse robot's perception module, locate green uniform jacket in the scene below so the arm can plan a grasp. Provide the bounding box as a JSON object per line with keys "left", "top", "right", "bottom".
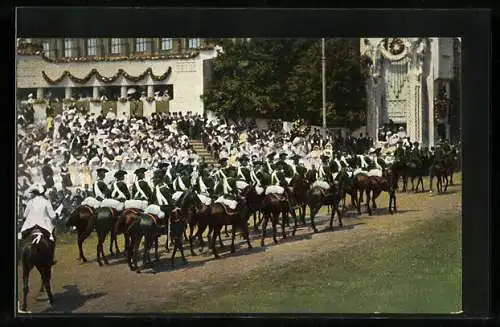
{"left": 93, "top": 179, "right": 111, "bottom": 201}
{"left": 111, "top": 181, "right": 131, "bottom": 201}
{"left": 131, "top": 179, "right": 154, "bottom": 203}
{"left": 153, "top": 183, "right": 173, "bottom": 206}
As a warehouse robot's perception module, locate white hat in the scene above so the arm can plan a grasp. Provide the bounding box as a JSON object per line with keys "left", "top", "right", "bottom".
{"left": 369, "top": 148, "right": 376, "bottom": 153}
{"left": 154, "top": 91, "right": 160, "bottom": 95}
{"left": 28, "top": 94, "right": 33, "bottom": 98}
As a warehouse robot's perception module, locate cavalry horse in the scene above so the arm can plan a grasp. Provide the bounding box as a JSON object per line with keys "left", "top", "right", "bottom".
{"left": 429, "top": 159, "right": 449, "bottom": 193}
{"left": 208, "top": 194, "right": 252, "bottom": 258}
{"left": 127, "top": 208, "right": 169, "bottom": 273}
{"left": 353, "top": 168, "right": 398, "bottom": 216}
{"left": 115, "top": 208, "right": 144, "bottom": 271}
{"left": 306, "top": 178, "right": 343, "bottom": 233}
{"left": 289, "top": 174, "right": 310, "bottom": 227}
{"left": 19, "top": 227, "right": 55, "bottom": 312}
{"left": 66, "top": 205, "right": 97, "bottom": 263}
{"left": 260, "top": 189, "right": 295, "bottom": 246}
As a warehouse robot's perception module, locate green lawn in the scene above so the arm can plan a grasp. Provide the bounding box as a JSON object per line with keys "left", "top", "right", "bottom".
{"left": 159, "top": 211, "right": 461, "bottom": 314}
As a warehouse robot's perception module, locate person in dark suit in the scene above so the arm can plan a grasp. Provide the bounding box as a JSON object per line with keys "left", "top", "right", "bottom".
{"left": 131, "top": 168, "right": 154, "bottom": 203}
{"left": 42, "top": 158, "right": 55, "bottom": 189}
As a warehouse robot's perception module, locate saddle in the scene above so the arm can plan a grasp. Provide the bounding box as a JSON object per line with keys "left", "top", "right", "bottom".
{"left": 269, "top": 193, "right": 287, "bottom": 202}
{"left": 215, "top": 202, "right": 239, "bottom": 216}
{"left": 82, "top": 205, "right": 96, "bottom": 216}
{"left": 140, "top": 213, "right": 161, "bottom": 226}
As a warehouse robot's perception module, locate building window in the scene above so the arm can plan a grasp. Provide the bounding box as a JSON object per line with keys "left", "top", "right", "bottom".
{"left": 161, "top": 38, "right": 172, "bottom": 50}
{"left": 111, "top": 38, "right": 122, "bottom": 54}
{"left": 87, "top": 38, "right": 98, "bottom": 56}
{"left": 135, "top": 38, "right": 147, "bottom": 52}
{"left": 188, "top": 38, "right": 200, "bottom": 49}
{"left": 64, "top": 38, "right": 77, "bottom": 57}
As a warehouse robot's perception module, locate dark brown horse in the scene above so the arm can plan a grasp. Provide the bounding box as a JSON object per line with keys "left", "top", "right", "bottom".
{"left": 19, "top": 227, "right": 55, "bottom": 312}
{"left": 208, "top": 195, "right": 252, "bottom": 258}
{"left": 260, "top": 192, "right": 291, "bottom": 246}
{"left": 429, "top": 160, "right": 449, "bottom": 193}
{"left": 353, "top": 169, "right": 398, "bottom": 216}
{"left": 115, "top": 208, "right": 143, "bottom": 271}
{"left": 128, "top": 211, "right": 169, "bottom": 273}
{"left": 94, "top": 207, "right": 121, "bottom": 266}
{"left": 306, "top": 182, "right": 343, "bottom": 233}
{"left": 289, "top": 175, "right": 310, "bottom": 227}
{"left": 169, "top": 208, "right": 188, "bottom": 267}
{"left": 65, "top": 205, "right": 96, "bottom": 263}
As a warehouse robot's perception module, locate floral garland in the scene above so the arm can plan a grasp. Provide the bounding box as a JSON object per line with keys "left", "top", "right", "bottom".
{"left": 40, "top": 52, "right": 200, "bottom": 64}
{"left": 41, "top": 67, "right": 172, "bottom": 85}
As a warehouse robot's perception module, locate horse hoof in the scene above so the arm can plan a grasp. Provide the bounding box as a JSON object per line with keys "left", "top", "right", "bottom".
{"left": 230, "top": 248, "right": 236, "bottom": 253}
{"left": 136, "top": 270, "right": 141, "bottom": 274}
{"left": 260, "top": 242, "right": 265, "bottom": 247}
{"left": 98, "top": 262, "right": 103, "bottom": 267}
{"left": 313, "top": 229, "right": 319, "bottom": 233}
{"left": 248, "top": 245, "right": 253, "bottom": 249}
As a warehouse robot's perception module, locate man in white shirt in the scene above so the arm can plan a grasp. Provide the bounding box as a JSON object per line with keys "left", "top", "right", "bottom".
{"left": 19, "top": 184, "right": 57, "bottom": 265}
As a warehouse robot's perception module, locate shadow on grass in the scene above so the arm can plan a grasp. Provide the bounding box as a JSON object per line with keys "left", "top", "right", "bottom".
{"left": 139, "top": 256, "right": 207, "bottom": 274}
{"left": 41, "top": 284, "right": 106, "bottom": 313}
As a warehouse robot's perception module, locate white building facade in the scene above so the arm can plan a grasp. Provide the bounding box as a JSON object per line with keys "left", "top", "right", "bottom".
{"left": 361, "top": 37, "right": 461, "bottom": 147}
{"left": 16, "top": 38, "right": 220, "bottom": 120}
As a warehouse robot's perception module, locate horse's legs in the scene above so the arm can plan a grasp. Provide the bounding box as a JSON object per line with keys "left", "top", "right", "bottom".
{"left": 292, "top": 206, "right": 299, "bottom": 237}
{"left": 272, "top": 213, "right": 279, "bottom": 244}
{"left": 21, "top": 259, "right": 32, "bottom": 312}
{"left": 212, "top": 225, "right": 223, "bottom": 259}
{"left": 224, "top": 225, "right": 230, "bottom": 238}
{"left": 242, "top": 222, "right": 252, "bottom": 249}
{"left": 281, "top": 210, "right": 287, "bottom": 240}
{"left": 366, "top": 190, "right": 373, "bottom": 216}
{"left": 310, "top": 206, "right": 319, "bottom": 233}
{"left": 329, "top": 204, "right": 336, "bottom": 230}
{"left": 359, "top": 189, "right": 364, "bottom": 203}
{"left": 133, "top": 235, "right": 142, "bottom": 273}
{"left": 336, "top": 205, "right": 343, "bottom": 227}
{"left": 230, "top": 224, "right": 236, "bottom": 253}
{"left": 41, "top": 266, "right": 54, "bottom": 306}
{"left": 371, "top": 189, "right": 381, "bottom": 209}
{"left": 260, "top": 214, "right": 269, "bottom": 247}
{"left": 171, "top": 243, "right": 178, "bottom": 267}
{"left": 77, "top": 232, "right": 88, "bottom": 263}
{"left": 126, "top": 235, "right": 134, "bottom": 271}
{"left": 154, "top": 234, "right": 160, "bottom": 262}
{"left": 101, "top": 231, "right": 110, "bottom": 265}
{"left": 188, "top": 222, "right": 197, "bottom": 257}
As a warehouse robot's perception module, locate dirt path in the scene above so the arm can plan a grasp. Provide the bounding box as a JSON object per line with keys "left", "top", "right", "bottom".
{"left": 19, "top": 178, "right": 462, "bottom": 314}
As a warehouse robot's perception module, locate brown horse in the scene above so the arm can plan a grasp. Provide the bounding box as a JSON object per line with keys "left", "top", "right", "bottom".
{"left": 65, "top": 205, "right": 96, "bottom": 263}
{"left": 289, "top": 175, "right": 310, "bottom": 227}
{"left": 260, "top": 192, "right": 292, "bottom": 246}
{"left": 353, "top": 170, "right": 397, "bottom": 216}
{"left": 306, "top": 182, "right": 343, "bottom": 232}
{"left": 208, "top": 195, "right": 252, "bottom": 259}
{"left": 94, "top": 207, "right": 121, "bottom": 266}
{"left": 115, "top": 208, "right": 143, "bottom": 271}
{"left": 128, "top": 212, "right": 169, "bottom": 273}
{"left": 19, "top": 227, "right": 55, "bottom": 312}
{"left": 429, "top": 160, "right": 449, "bottom": 193}
{"left": 169, "top": 208, "right": 188, "bottom": 267}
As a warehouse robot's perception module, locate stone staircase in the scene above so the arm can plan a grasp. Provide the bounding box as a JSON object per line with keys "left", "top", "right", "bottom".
{"left": 190, "top": 139, "right": 218, "bottom": 165}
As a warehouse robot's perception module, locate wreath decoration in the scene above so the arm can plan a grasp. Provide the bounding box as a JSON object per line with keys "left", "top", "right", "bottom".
{"left": 41, "top": 67, "right": 172, "bottom": 86}
{"left": 378, "top": 38, "right": 410, "bottom": 62}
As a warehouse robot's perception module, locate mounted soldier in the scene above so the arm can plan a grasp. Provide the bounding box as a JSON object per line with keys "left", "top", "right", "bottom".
{"left": 213, "top": 158, "right": 238, "bottom": 210}
{"left": 373, "top": 148, "right": 387, "bottom": 170}
{"left": 93, "top": 168, "right": 111, "bottom": 201}
{"left": 193, "top": 168, "right": 213, "bottom": 206}
{"left": 131, "top": 167, "right": 154, "bottom": 203}
{"left": 111, "top": 170, "right": 131, "bottom": 202}
{"left": 410, "top": 142, "right": 422, "bottom": 167}
{"left": 394, "top": 140, "right": 405, "bottom": 163}
{"left": 275, "top": 153, "right": 294, "bottom": 186}
{"left": 152, "top": 169, "right": 172, "bottom": 212}
{"left": 18, "top": 184, "right": 57, "bottom": 266}
{"left": 235, "top": 155, "right": 252, "bottom": 192}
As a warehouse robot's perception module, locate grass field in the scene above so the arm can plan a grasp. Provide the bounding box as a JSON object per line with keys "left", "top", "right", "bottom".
{"left": 156, "top": 211, "right": 461, "bottom": 313}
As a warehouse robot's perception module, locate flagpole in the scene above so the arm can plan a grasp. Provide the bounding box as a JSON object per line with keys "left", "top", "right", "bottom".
{"left": 322, "top": 38, "right": 326, "bottom": 129}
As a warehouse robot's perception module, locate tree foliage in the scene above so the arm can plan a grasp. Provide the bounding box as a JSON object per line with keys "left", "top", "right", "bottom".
{"left": 202, "top": 38, "right": 369, "bottom": 129}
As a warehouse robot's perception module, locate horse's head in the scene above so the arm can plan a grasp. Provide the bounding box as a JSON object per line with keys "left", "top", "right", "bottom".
{"left": 170, "top": 207, "right": 183, "bottom": 223}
